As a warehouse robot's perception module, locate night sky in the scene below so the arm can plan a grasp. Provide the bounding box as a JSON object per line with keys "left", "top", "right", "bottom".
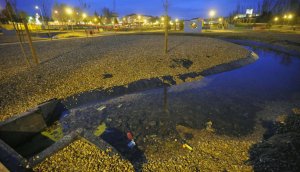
{"left": 0, "top": 0, "right": 262, "bottom": 19}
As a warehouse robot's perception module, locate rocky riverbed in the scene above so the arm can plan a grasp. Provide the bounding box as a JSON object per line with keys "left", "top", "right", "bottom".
{"left": 0, "top": 35, "right": 253, "bottom": 121}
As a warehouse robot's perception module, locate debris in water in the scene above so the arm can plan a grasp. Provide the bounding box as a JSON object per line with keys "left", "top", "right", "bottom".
{"left": 97, "top": 105, "right": 106, "bottom": 111}
{"left": 93, "top": 123, "right": 107, "bottom": 136}
{"left": 206, "top": 120, "right": 214, "bottom": 132}
{"left": 127, "top": 140, "right": 136, "bottom": 148}
{"left": 127, "top": 132, "right": 133, "bottom": 140}
{"left": 41, "top": 122, "right": 64, "bottom": 141}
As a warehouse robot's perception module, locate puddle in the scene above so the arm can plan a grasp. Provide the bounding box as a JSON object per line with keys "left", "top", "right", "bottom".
{"left": 4, "top": 118, "right": 64, "bottom": 159}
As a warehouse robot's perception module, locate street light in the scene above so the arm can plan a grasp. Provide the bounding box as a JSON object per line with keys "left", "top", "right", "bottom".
{"left": 274, "top": 17, "right": 279, "bottom": 22}
{"left": 209, "top": 10, "right": 216, "bottom": 18}
{"left": 137, "top": 15, "right": 141, "bottom": 29}
{"left": 65, "top": 7, "right": 74, "bottom": 31}
{"left": 65, "top": 7, "right": 73, "bottom": 15}
{"left": 35, "top": 5, "right": 44, "bottom": 24}
{"left": 54, "top": 10, "right": 58, "bottom": 14}
{"left": 82, "top": 13, "right": 87, "bottom": 18}
{"left": 288, "top": 14, "right": 293, "bottom": 19}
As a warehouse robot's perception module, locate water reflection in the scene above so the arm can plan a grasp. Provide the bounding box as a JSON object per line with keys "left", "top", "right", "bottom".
{"left": 280, "top": 54, "right": 292, "bottom": 66}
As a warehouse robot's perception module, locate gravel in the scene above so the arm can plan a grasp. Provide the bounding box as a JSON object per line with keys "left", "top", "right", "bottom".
{"left": 0, "top": 35, "right": 251, "bottom": 121}
{"left": 33, "top": 139, "right": 134, "bottom": 171}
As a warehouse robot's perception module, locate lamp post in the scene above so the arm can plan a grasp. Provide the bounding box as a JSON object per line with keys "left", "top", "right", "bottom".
{"left": 138, "top": 15, "right": 141, "bottom": 29}
{"left": 209, "top": 10, "right": 216, "bottom": 20}
{"left": 161, "top": 16, "right": 165, "bottom": 28}
{"left": 35, "top": 6, "right": 44, "bottom": 25}
{"left": 274, "top": 17, "right": 279, "bottom": 25}
{"left": 53, "top": 10, "right": 59, "bottom": 24}
{"left": 65, "top": 7, "right": 74, "bottom": 31}
{"left": 82, "top": 13, "right": 87, "bottom": 24}
{"left": 283, "top": 15, "right": 287, "bottom": 25}
{"left": 288, "top": 14, "right": 293, "bottom": 25}
{"left": 175, "top": 18, "right": 178, "bottom": 30}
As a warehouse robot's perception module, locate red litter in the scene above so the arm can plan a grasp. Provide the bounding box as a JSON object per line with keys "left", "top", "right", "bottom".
{"left": 127, "top": 132, "right": 133, "bottom": 140}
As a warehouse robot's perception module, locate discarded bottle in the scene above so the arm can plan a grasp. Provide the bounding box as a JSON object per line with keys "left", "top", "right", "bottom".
{"left": 97, "top": 105, "right": 106, "bottom": 111}
{"left": 127, "top": 140, "right": 136, "bottom": 148}
{"left": 182, "top": 143, "right": 193, "bottom": 151}
{"left": 127, "top": 132, "right": 133, "bottom": 140}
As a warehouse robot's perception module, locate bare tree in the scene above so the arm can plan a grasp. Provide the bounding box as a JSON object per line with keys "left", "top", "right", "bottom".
{"left": 4, "top": 0, "right": 31, "bottom": 66}
{"left": 101, "top": 7, "right": 114, "bottom": 24}
{"left": 162, "top": 0, "right": 169, "bottom": 54}
{"left": 39, "top": 0, "right": 52, "bottom": 39}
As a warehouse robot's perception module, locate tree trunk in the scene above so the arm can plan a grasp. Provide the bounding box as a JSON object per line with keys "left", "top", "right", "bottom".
{"left": 164, "top": 16, "right": 168, "bottom": 54}
{"left": 5, "top": 0, "right": 31, "bottom": 66}
{"left": 164, "top": 0, "right": 169, "bottom": 54}
{"left": 23, "top": 20, "right": 39, "bottom": 64}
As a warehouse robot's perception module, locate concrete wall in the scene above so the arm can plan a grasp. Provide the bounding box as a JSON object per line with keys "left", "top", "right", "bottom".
{"left": 184, "top": 21, "right": 202, "bottom": 33}
{"left": 0, "top": 99, "right": 63, "bottom": 148}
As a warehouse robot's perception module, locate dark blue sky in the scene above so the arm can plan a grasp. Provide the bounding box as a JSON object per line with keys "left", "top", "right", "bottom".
{"left": 0, "top": 0, "right": 261, "bottom": 19}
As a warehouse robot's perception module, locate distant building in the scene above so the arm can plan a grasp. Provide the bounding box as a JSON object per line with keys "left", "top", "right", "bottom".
{"left": 122, "top": 14, "right": 155, "bottom": 25}
{"left": 233, "top": 9, "right": 260, "bottom": 23}
{"left": 184, "top": 18, "right": 203, "bottom": 33}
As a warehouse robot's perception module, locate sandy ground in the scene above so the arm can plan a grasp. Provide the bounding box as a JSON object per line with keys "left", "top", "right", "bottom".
{"left": 0, "top": 35, "right": 251, "bottom": 121}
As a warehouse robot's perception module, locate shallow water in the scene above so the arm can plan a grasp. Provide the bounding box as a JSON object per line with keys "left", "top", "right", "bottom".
{"left": 58, "top": 45, "right": 300, "bottom": 149}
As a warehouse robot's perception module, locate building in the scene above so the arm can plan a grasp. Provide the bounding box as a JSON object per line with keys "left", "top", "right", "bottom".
{"left": 184, "top": 18, "right": 203, "bottom": 33}
{"left": 122, "top": 14, "right": 155, "bottom": 26}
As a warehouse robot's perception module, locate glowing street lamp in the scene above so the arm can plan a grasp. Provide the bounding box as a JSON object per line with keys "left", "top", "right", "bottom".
{"left": 209, "top": 10, "right": 216, "bottom": 18}
{"left": 82, "top": 13, "right": 87, "bottom": 18}
{"left": 138, "top": 15, "right": 141, "bottom": 20}
{"left": 65, "top": 7, "right": 73, "bottom": 15}
{"left": 175, "top": 18, "right": 179, "bottom": 22}
{"left": 35, "top": 5, "right": 44, "bottom": 24}
{"left": 54, "top": 10, "right": 58, "bottom": 14}
{"left": 274, "top": 17, "right": 279, "bottom": 22}
{"left": 65, "top": 7, "right": 74, "bottom": 31}
{"left": 288, "top": 14, "right": 293, "bottom": 19}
